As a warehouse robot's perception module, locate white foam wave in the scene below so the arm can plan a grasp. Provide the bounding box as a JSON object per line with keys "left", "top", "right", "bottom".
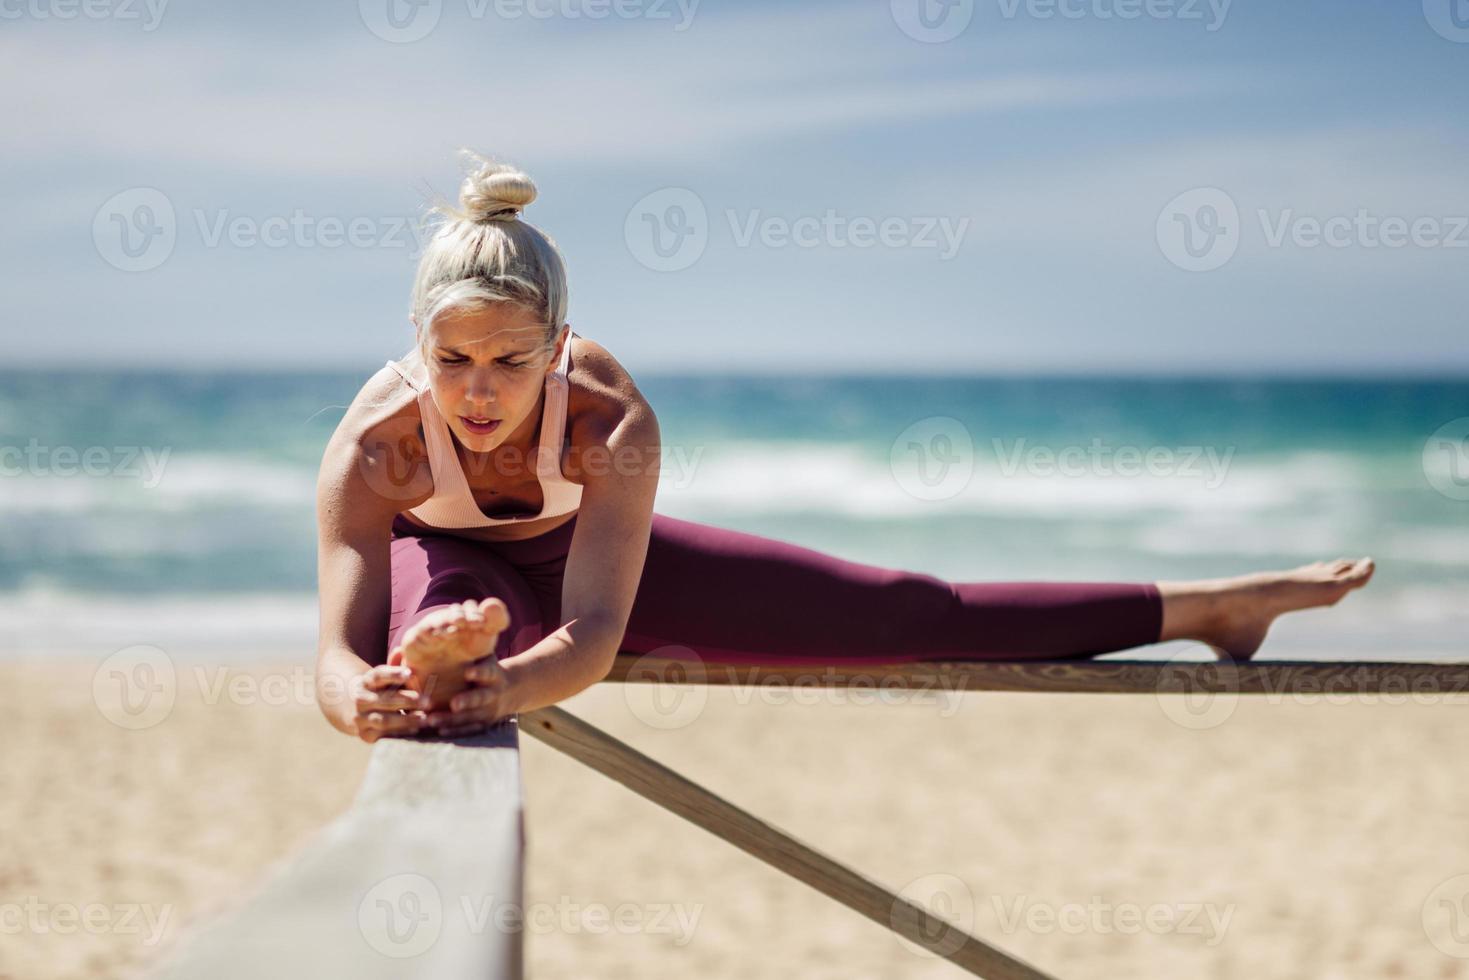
{"left": 657, "top": 442, "right": 1377, "bottom": 520}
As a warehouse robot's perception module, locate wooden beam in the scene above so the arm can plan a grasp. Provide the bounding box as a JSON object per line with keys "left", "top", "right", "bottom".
{"left": 521, "top": 705, "right": 1059, "bottom": 980}
{"left": 149, "top": 725, "right": 524, "bottom": 980}
{"left": 606, "top": 653, "right": 1469, "bottom": 696}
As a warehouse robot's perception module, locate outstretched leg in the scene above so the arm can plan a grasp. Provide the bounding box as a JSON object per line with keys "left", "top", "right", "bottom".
{"left": 616, "top": 515, "right": 1376, "bottom": 665}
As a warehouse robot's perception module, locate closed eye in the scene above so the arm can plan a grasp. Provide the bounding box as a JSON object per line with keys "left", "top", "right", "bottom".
{"left": 436, "top": 355, "right": 529, "bottom": 368}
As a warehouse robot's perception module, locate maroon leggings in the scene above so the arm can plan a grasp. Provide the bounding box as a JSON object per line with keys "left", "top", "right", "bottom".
{"left": 387, "top": 512, "right": 1162, "bottom": 667}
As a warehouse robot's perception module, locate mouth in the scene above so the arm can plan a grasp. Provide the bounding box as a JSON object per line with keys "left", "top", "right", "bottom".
{"left": 459, "top": 416, "right": 502, "bottom": 435}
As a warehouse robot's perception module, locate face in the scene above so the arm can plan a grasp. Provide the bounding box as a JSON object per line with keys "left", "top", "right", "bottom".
{"left": 417, "top": 303, "right": 564, "bottom": 455}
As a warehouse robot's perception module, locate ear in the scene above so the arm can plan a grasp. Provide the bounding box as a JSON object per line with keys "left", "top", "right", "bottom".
{"left": 387, "top": 647, "right": 404, "bottom": 667}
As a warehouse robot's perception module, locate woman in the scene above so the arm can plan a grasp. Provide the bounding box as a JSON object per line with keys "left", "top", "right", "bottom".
{"left": 314, "top": 153, "right": 1375, "bottom": 743}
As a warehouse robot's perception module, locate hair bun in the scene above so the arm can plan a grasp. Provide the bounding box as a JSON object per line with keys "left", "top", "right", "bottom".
{"left": 457, "top": 151, "right": 537, "bottom": 223}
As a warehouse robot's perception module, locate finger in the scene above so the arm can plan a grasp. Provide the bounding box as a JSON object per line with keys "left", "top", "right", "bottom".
{"left": 463, "top": 663, "right": 507, "bottom": 685}
{"left": 363, "top": 666, "right": 413, "bottom": 690}
{"left": 450, "top": 688, "right": 500, "bottom": 713}
{"left": 359, "top": 688, "right": 423, "bottom": 711}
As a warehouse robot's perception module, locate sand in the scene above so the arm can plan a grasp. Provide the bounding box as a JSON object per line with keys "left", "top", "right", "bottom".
{"left": 5, "top": 656, "right": 1469, "bottom": 980}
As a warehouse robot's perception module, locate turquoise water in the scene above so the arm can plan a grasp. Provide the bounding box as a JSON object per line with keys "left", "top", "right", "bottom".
{"left": 1, "top": 370, "right": 1465, "bottom": 657}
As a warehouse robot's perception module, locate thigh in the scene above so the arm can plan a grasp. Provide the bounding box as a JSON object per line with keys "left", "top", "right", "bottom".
{"left": 388, "top": 530, "right": 545, "bottom": 663}
{"left": 621, "top": 513, "right": 957, "bottom": 666}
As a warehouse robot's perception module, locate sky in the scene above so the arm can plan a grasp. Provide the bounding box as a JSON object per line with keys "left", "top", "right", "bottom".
{"left": 1, "top": 0, "right": 1466, "bottom": 375}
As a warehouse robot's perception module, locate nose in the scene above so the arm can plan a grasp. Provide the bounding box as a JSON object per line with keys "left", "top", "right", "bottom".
{"left": 463, "top": 366, "right": 498, "bottom": 407}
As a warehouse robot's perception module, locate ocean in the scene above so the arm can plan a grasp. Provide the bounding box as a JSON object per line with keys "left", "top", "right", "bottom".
{"left": 2, "top": 370, "right": 1465, "bottom": 660}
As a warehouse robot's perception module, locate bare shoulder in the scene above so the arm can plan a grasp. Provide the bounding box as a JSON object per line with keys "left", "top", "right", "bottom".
{"left": 316, "top": 364, "right": 433, "bottom": 530}
{"left": 567, "top": 334, "right": 659, "bottom": 445}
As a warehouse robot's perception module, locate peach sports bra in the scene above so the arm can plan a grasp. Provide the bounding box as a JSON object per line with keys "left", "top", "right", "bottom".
{"left": 383, "top": 332, "right": 583, "bottom": 529}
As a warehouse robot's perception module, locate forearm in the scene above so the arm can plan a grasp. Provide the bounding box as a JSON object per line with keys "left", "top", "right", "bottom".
{"left": 499, "top": 614, "right": 623, "bottom": 714}
{"left": 315, "top": 645, "right": 373, "bottom": 735}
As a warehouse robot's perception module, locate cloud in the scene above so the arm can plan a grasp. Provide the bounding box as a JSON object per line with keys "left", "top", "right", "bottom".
{"left": 0, "top": 4, "right": 1249, "bottom": 180}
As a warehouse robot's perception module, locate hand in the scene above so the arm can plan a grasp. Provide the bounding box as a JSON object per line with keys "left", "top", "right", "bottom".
{"left": 348, "top": 664, "right": 429, "bottom": 744}
{"left": 422, "top": 657, "right": 515, "bottom": 738}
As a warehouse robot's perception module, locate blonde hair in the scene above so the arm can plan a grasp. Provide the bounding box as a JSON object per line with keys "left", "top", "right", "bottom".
{"left": 403, "top": 150, "right": 569, "bottom": 367}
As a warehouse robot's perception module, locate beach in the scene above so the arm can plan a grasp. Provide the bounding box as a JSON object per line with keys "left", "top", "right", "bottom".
{"left": 7, "top": 654, "right": 1469, "bottom": 980}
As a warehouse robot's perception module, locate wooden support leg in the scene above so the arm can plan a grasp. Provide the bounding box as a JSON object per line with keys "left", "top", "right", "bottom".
{"left": 520, "top": 706, "right": 1059, "bottom": 980}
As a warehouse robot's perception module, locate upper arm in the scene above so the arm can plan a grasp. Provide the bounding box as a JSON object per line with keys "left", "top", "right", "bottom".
{"left": 315, "top": 384, "right": 432, "bottom": 667}
{"left": 559, "top": 385, "right": 661, "bottom": 660}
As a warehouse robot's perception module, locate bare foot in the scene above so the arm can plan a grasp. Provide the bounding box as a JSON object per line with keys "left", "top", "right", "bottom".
{"left": 389, "top": 598, "right": 510, "bottom": 712}
{"left": 1160, "top": 557, "right": 1376, "bottom": 660}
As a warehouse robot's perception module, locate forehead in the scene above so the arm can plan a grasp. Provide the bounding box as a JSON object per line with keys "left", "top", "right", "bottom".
{"left": 425, "top": 305, "right": 543, "bottom": 351}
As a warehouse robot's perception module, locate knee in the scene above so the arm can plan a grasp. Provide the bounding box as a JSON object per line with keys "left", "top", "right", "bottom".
{"left": 422, "top": 570, "right": 495, "bottom": 604}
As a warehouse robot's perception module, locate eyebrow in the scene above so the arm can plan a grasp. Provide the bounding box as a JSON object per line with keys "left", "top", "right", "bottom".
{"left": 435, "top": 345, "right": 534, "bottom": 358}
